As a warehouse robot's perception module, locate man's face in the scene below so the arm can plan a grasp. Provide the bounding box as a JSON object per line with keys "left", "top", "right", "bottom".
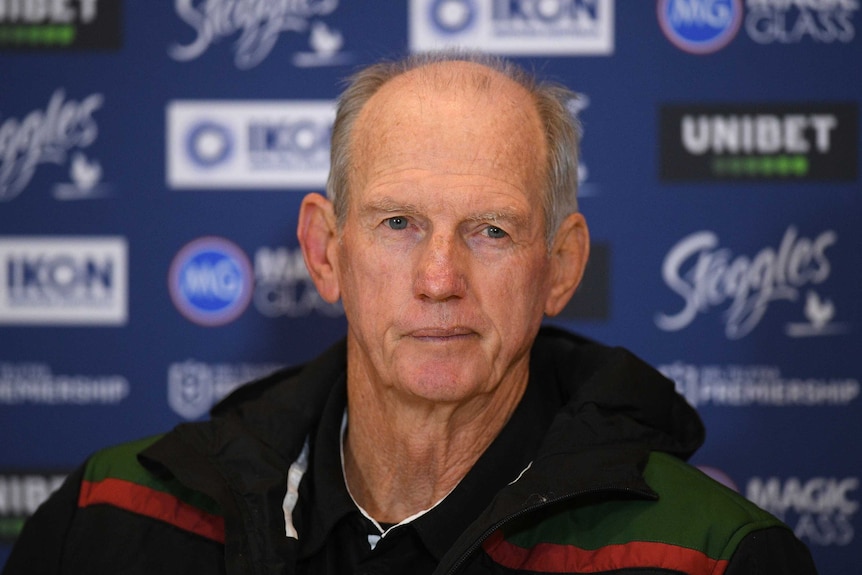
{"left": 333, "top": 64, "right": 556, "bottom": 406}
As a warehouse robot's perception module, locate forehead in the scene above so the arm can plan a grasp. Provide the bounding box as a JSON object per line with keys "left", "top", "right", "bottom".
{"left": 349, "top": 61, "right": 547, "bottom": 196}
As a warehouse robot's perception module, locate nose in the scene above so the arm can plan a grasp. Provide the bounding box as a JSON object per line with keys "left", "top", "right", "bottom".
{"left": 413, "top": 231, "right": 467, "bottom": 302}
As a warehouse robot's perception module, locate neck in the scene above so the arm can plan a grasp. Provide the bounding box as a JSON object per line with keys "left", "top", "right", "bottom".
{"left": 342, "top": 367, "right": 527, "bottom": 524}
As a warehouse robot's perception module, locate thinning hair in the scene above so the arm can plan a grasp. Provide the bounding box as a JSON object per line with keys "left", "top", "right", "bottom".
{"left": 326, "top": 51, "right": 582, "bottom": 244}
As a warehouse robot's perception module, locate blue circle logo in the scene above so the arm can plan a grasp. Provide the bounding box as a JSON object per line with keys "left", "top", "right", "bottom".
{"left": 186, "top": 121, "right": 233, "bottom": 168}
{"left": 430, "top": 0, "right": 476, "bottom": 34}
{"left": 169, "top": 237, "right": 253, "bottom": 326}
{"left": 658, "top": 0, "right": 743, "bottom": 54}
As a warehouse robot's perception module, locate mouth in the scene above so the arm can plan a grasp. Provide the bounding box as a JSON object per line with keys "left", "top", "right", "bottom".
{"left": 408, "top": 327, "right": 477, "bottom": 342}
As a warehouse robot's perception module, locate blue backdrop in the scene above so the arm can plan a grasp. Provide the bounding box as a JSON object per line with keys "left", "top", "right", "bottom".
{"left": 1, "top": 1, "right": 859, "bottom": 572}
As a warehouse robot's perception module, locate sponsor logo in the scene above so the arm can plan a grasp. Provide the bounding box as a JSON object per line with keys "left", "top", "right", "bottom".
{"left": 747, "top": 476, "right": 858, "bottom": 546}
{"left": 659, "top": 103, "right": 858, "bottom": 181}
{"left": 0, "top": 89, "right": 107, "bottom": 202}
{"left": 254, "top": 246, "right": 343, "bottom": 318}
{"left": 166, "top": 100, "right": 335, "bottom": 190}
{"left": 169, "top": 237, "right": 254, "bottom": 327}
{"left": 745, "top": 0, "right": 859, "bottom": 44}
{"left": 559, "top": 242, "right": 610, "bottom": 320}
{"left": 52, "top": 151, "right": 109, "bottom": 200}
{"left": 169, "top": 0, "right": 350, "bottom": 70}
{"left": 784, "top": 290, "right": 849, "bottom": 338}
{"left": 658, "top": 0, "right": 743, "bottom": 54}
{"left": 167, "top": 359, "right": 282, "bottom": 419}
{"left": 409, "top": 0, "right": 615, "bottom": 55}
{"left": 0, "top": 237, "right": 127, "bottom": 325}
{"left": 0, "top": 471, "right": 68, "bottom": 542}
{"left": 655, "top": 226, "right": 847, "bottom": 339}
{"left": 0, "top": 362, "right": 130, "bottom": 405}
{"left": 170, "top": 241, "right": 347, "bottom": 325}
{"left": 0, "top": 0, "right": 121, "bottom": 50}
{"left": 661, "top": 0, "right": 860, "bottom": 51}
{"left": 659, "top": 362, "right": 859, "bottom": 407}
{"left": 185, "top": 121, "right": 233, "bottom": 168}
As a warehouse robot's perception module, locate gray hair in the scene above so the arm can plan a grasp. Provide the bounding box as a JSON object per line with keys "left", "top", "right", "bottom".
{"left": 326, "top": 51, "right": 582, "bottom": 244}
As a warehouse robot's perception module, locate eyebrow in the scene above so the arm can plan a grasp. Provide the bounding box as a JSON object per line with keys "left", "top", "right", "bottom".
{"left": 360, "top": 198, "right": 422, "bottom": 217}
{"left": 465, "top": 209, "right": 530, "bottom": 229}
{"left": 360, "top": 197, "right": 531, "bottom": 228}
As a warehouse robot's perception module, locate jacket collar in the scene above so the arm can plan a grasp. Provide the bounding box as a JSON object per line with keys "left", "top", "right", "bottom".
{"left": 140, "top": 327, "right": 704, "bottom": 575}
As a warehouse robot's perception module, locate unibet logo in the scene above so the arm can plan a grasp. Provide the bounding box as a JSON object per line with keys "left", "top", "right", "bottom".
{"left": 0, "top": 472, "right": 67, "bottom": 542}
{"left": 0, "top": 0, "right": 121, "bottom": 50}
{"left": 682, "top": 114, "right": 836, "bottom": 151}
{"left": 0, "top": 474, "right": 66, "bottom": 515}
{"left": 660, "top": 103, "right": 858, "bottom": 181}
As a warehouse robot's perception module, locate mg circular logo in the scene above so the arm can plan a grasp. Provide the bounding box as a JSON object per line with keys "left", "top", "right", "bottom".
{"left": 658, "top": 0, "right": 743, "bottom": 54}
{"left": 186, "top": 120, "right": 233, "bottom": 168}
{"left": 169, "top": 237, "right": 253, "bottom": 326}
{"left": 430, "top": 0, "right": 476, "bottom": 34}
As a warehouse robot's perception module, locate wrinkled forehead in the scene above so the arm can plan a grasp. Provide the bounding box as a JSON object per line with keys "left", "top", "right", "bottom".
{"left": 350, "top": 61, "right": 547, "bottom": 183}
{"left": 360, "top": 60, "right": 540, "bottom": 129}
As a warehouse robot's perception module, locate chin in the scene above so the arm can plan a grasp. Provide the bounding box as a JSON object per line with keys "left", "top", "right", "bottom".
{"left": 400, "top": 365, "right": 487, "bottom": 404}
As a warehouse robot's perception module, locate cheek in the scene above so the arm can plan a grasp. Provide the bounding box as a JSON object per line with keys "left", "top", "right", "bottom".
{"left": 337, "top": 242, "right": 403, "bottom": 316}
{"left": 483, "top": 256, "right": 551, "bottom": 324}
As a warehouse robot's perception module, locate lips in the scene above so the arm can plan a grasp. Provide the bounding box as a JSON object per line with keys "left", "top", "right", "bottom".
{"left": 408, "top": 327, "right": 476, "bottom": 339}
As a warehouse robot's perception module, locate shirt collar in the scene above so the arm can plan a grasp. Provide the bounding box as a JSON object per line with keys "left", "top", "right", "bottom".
{"left": 296, "top": 374, "right": 356, "bottom": 558}
{"left": 409, "top": 377, "right": 557, "bottom": 559}
{"left": 298, "top": 371, "right": 558, "bottom": 561}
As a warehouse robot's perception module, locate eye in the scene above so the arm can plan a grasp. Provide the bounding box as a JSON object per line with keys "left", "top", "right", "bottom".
{"left": 484, "top": 225, "right": 508, "bottom": 239}
{"left": 385, "top": 216, "right": 409, "bottom": 230}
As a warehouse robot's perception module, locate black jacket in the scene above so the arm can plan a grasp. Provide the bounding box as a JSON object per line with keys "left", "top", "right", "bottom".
{"left": 4, "top": 327, "right": 818, "bottom": 574}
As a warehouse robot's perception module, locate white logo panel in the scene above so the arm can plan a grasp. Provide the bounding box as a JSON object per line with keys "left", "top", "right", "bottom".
{"left": 409, "top": 0, "right": 614, "bottom": 55}
{"left": 0, "top": 237, "right": 128, "bottom": 325}
{"left": 166, "top": 100, "right": 336, "bottom": 190}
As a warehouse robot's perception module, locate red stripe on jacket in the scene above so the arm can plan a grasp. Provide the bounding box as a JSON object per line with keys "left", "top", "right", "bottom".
{"left": 79, "top": 477, "right": 225, "bottom": 544}
{"left": 482, "top": 529, "right": 729, "bottom": 574}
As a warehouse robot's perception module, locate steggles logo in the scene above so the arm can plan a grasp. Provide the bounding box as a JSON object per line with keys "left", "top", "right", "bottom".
{"left": 655, "top": 226, "right": 837, "bottom": 339}
{"left": 0, "top": 89, "right": 103, "bottom": 202}
{"left": 170, "top": 0, "right": 344, "bottom": 70}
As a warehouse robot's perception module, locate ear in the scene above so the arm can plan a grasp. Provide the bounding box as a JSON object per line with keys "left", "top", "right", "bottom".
{"left": 297, "top": 192, "right": 341, "bottom": 303}
{"left": 544, "top": 212, "right": 590, "bottom": 317}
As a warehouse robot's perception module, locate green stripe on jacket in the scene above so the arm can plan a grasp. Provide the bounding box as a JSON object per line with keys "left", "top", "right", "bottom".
{"left": 502, "top": 451, "right": 787, "bottom": 561}
{"left": 82, "top": 435, "right": 223, "bottom": 517}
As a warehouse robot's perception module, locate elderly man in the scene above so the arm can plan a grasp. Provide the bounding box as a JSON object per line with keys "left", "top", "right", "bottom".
{"left": 4, "top": 53, "right": 817, "bottom": 575}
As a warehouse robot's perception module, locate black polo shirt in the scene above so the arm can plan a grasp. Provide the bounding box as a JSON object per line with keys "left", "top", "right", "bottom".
{"left": 293, "top": 372, "right": 560, "bottom": 575}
